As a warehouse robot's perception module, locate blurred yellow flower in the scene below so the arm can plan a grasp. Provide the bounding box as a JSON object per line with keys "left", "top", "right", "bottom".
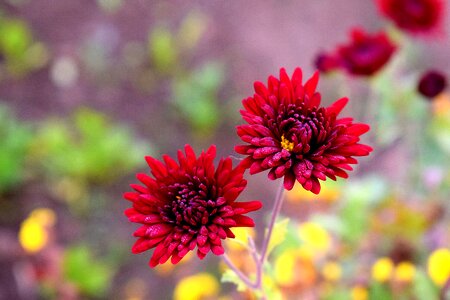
{"left": 371, "top": 257, "right": 393, "bottom": 283}
{"left": 351, "top": 285, "right": 368, "bottom": 300}
{"left": 322, "top": 261, "right": 342, "bottom": 282}
{"left": 298, "top": 222, "right": 331, "bottom": 254}
{"left": 18, "top": 208, "right": 56, "bottom": 253}
{"left": 30, "top": 208, "right": 57, "bottom": 226}
{"left": 274, "top": 248, "right": 317, "bottom": 288}
{"left": 274, "top": 249, "right": 298, "bottom": 285}
{"left": 225, "top": 227, "right": 255, "bottom": 251}
{"left": 173, "top": 273, "right": 219, "bottom": 300}
{"left": 286, "top": 181, "right": 340, "bottom": 202}
{"left": 427, "top": 248, "right": 450, "bottom": 286}
{"left": 394, "top": 261, "right": 416, "bottom": 283}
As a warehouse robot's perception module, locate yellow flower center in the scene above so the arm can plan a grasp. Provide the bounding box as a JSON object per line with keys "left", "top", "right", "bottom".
{"left": 281, "top": 135, "right": 294, "bottom": 151}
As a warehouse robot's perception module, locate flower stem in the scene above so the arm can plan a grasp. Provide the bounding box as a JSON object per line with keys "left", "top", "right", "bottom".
{"left": 221, "top": 253, "right": 258, "bottom": 289}
{"left": 221, "top": 180, "right": 285, "bottom": 298}
{"left": 256, "top": 181, "right": 285, "bottom": 285}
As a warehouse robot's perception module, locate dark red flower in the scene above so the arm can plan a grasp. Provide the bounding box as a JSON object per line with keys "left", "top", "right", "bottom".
{"left": 336, "top": 28, "right": 396, "bottom": 76}
{"left": 314, "top": 52, "right": 340, "bottom": 73}
{"left": 418, "top": 70, "right": 447, "bottom": 98}
{"left": 376, "top": 0, "right": 445, "bottom": 34}
{"left": 124, "top": 145, "right": 262, "bottom": 267}
{"left": 236, "top": 68, "right": 372, "bottom": 193}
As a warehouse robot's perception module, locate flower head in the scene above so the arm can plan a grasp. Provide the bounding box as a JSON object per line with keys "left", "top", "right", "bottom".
{"left": 124, "top": 145, "right": 262, "bottom": 267}
{"left": 315, "top": 28, "right": 396, "bottom": 76}
{"left": 314, "top": 52, "right": 340, "bottom": 73}
{"left": 336, "top": 28, "right": 396, "bottom": 76}
{"left": 418, "top": 70, "right": 447, "bottom": 99}
{"left": 236, "top": 68, "right": 372, "bottom": 193}
{"left": 376, "top": 0, "right": 445, "bottom": 34}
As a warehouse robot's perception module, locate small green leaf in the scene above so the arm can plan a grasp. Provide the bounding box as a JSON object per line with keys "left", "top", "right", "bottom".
{"left": 266, "top": 218, "right": 290, "bottom": 256}
{"left": 149, "top": 27, "right": 178, "bottom": 73}
{"left": 369, "top": 283, "right": 392, "bottom": 300}
{"left": 221, "top": 269, "right": 248, "bottom": 292}
{"left": 413, "top": 269, "right": 439, "bottom": 300}
{"left": 63, "top": 245, "right": 114, "bottom": 297}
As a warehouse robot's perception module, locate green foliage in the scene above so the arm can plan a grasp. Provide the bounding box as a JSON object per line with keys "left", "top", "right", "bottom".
{"left": 172, "top": 62, "right": 224, "bottom": 136}
{"left": 413, "top": 269, "right": 439, "bottom": 300}
{"left": 369, "top": 283, "right": 392, "bottom": 300}
{"left": 30, "top": 108, "right": 149, "bottom": 184}
{"left": 177, "top": 10, "right": 208, "bottom": 51}
{"left": 0, "top": 105, "right": 31, "bottom": 193}
{"left": 149, "top": 27, "right": 179, "bottom": 73}
{"left": 266, "top": 218, "right": 290, "bottom": 257}
{"left": 221, "top": 269, "right": 248, "bottom": 292}
{"left": 338, "top": 177, "right": 387, "bottom": 244}
{"left": 148, "top": 11, "right": 208, "bottom": 74}
{"left": 63, "top": 245, "right": 114, "bottom": 298}
{"left": 0, "top": 16, "right": 48, "bottom": 76}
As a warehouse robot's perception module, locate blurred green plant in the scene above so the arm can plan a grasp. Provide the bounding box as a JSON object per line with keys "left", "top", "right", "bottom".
{"left": 148, "top": 10, "right": 208, "bottom": 75}
{"left": 30, "top": 108, "right": 148, "bottom": 184}
{"left": 29, "top": 108, "right": 149, "bottom": 213}
{"left": 0, "top": 105, "right": 32, "bottom": 193}
{"left": 63, "top": 244, "right": 115, "bottom": 298}
{"left": 171, "top": 62, "right": 224, "bottom": 138}
{"left": 0, "top": 14, "right": 49, "bottom": 77}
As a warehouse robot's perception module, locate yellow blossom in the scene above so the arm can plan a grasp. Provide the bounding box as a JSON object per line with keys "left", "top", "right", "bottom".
{"left": 322, "top": 261, "right": 342, "bottom": 282}
{"left": 173, "top": 273, "right": 219, "bottom": 300}
{"left": 372, "top": 257, "right": 394, "bottom": 283}
{"left": 18, "top": 208, "right": 56, "bottom": 254}
{"left": 225, "top": 227, "right": 255, "bottom": 251}
{"left": 274, "top": 249, "right": 298, "bottom": 285}
{"left": 351, "top": 285, "right": 368, "bottom": 300}
{"left": 286, "top": 180, "right": 340, "bottom": 202}
{"left": 298, "top": 222, "right": 331, "bottom": 254}
{"left": 427, "top": 248, "right": 450, "bottom": 286}
{"left": 394, "top": 261, "right": 416, "bottom": 283}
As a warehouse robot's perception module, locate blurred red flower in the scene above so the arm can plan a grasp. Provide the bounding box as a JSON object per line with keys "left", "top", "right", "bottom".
{"left": 337, "top": 28, "right": 396, "bottom": 76}
{"left": 314, "top": 53, "right": 340, "bottom": 73}
{"left": 124, "top": 145, "right": 262, "bottom": 267}
{"left": 418, "top": 70, "right": 447, "bottom": 98}
{"left": 236, "top": 68, "right": 372, "bottom": 193}
{"left": 314, "top": 28, "right": 396, "bottom": 76}
{"left": 376, "top": 0, "right": 445, "bottom": 34}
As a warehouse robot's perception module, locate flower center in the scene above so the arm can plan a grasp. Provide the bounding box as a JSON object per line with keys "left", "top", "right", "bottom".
{"left": 161, "top": 178, "right": 218, "bottom": 229}
{"left": 280, "top": 134, "right": 294, "bottom": 151}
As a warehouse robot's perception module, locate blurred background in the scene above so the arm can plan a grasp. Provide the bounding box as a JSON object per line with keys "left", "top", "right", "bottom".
{"left": 0, "top": 0, "right": 449, "bottom": 299}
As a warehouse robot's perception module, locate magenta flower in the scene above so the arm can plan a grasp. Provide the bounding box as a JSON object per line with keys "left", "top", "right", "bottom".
{"left": 418, "top": 70, "right": 447, "bottom": 98}
{"left": 124, "top": 145, "right": 262, "bottom": 267}
{"left": 336, "top": 28, "right": 396, "bottom": 76}
{"left": 236, "top": 68, "right": 372, "bottom": 193}
{"left": 376, "top": 0, "right": 445, "bottom": 34}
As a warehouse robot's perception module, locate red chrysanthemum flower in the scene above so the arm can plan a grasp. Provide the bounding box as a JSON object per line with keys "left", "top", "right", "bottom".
{"left": 336, "top": 28, "right": 396, "bottom": 76}
{"left": 376, "top": 0, "right": 445, "bottom": 34}
{"left": 236, "top": 68, "right": 372, "bottom": 193}
{"left": 124, "top": 145, "right": 262, "bottom": 267}
{"left": 418, "top": 70, "right": 447, "bottom": 98}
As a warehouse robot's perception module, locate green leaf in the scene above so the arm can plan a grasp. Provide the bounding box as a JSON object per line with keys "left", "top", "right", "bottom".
{"left": 221, "top": 269, "right": 248, "bottom": 292}
{"left": 63, "top": 245, "right": 114, "bottom": 297}
{"left": 266, "top": 218, "right": 290, "bottom": 257}
{"left": 0, "top": 18, "right": 32, "bottom": 59}
{"left": 413, "top": 270, "right": 439, "bottom": 300}
{"left": 369, "top": 283, "right": 392, "bottom": 300}
{"left": 171, "top": 62, "right": 224, "bottom": 136}
{"left": 149, "top": 27, "right": 178, "bottom": 73}
{"left": 0, "top": 105, "right": 32, "bottom": 192}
